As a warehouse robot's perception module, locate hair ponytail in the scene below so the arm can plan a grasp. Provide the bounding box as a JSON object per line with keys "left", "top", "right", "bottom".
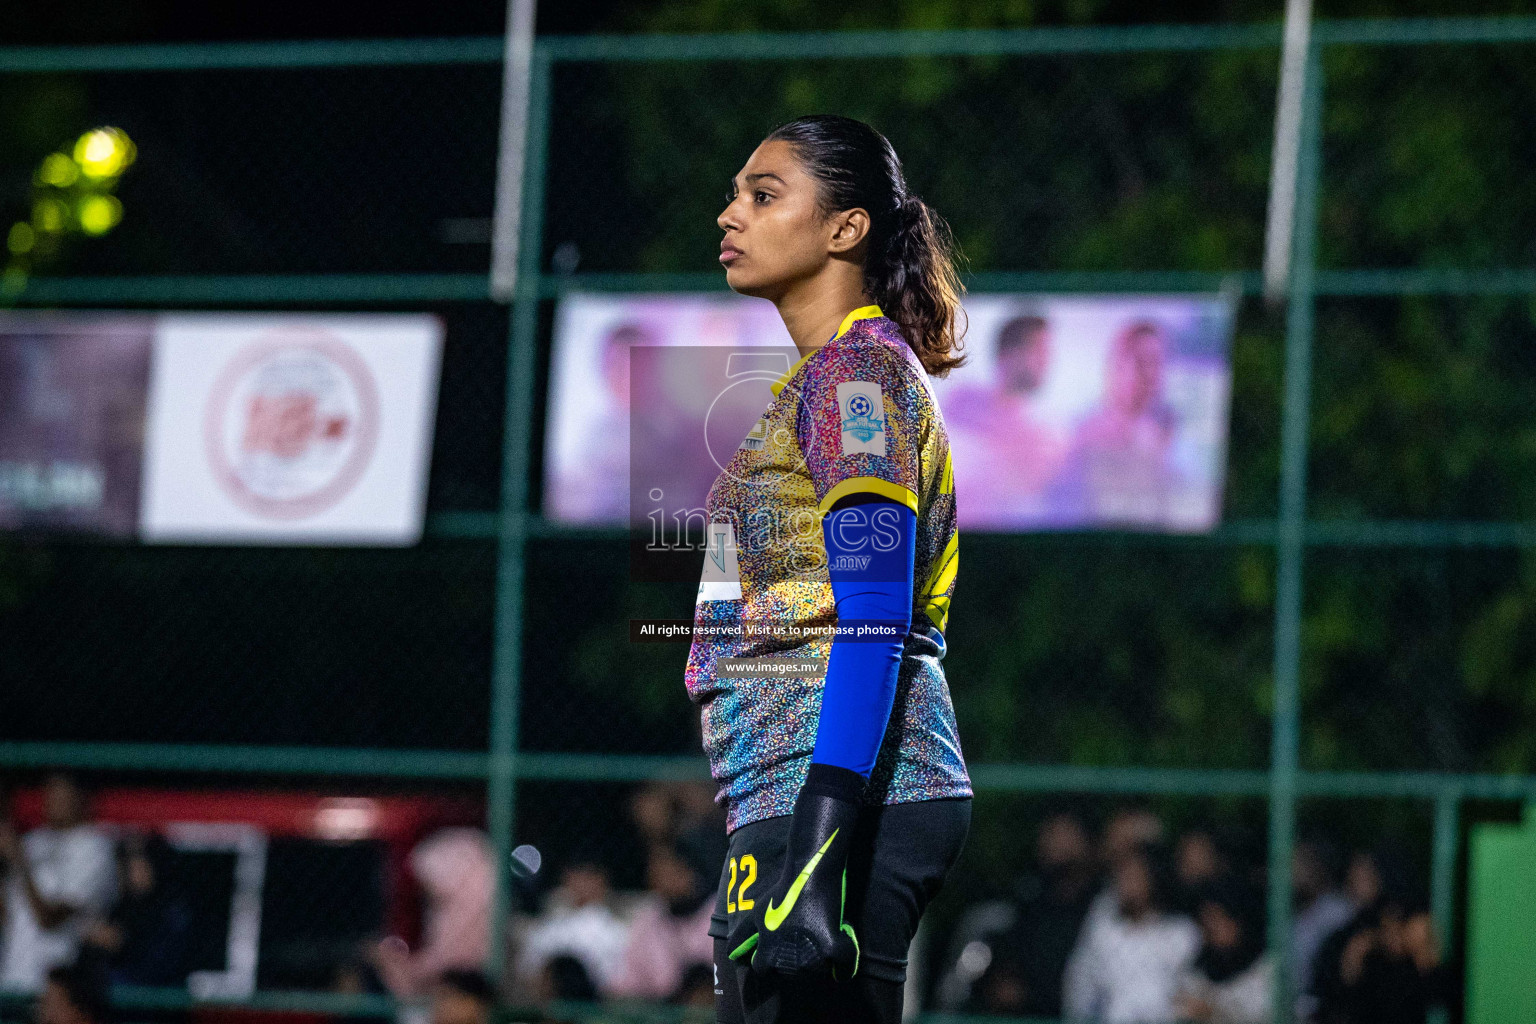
{"left": 873, "top": 193, "right": 968, "bottom": 377}
{"left": 766, "top": 115, "right": 969, "bottom": 377}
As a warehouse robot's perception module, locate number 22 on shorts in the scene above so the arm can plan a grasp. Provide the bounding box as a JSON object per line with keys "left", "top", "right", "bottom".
{"left": 725, "top": 854, "right": 757, "bottom": 913}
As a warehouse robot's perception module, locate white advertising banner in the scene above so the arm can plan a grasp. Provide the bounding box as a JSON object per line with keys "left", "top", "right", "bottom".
{"left": 140, "top": 313, "right": 442, "bottom": 545}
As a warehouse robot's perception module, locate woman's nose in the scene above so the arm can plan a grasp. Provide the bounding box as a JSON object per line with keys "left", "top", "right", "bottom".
{"left": 718, "top": 199, "right": 741, "bottom": 232}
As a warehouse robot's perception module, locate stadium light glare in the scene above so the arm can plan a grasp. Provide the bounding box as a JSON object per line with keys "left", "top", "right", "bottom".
{"left": 38, "top": 152, "right": 80, "bottom": 188}
{"left": 73, "top": 127, "right": 136, "bottom": 180}
{"left": 6, "top": 223, "right": 35, "bottom": 255}
{"left": 0, "top": 267, "right": 25, "bottom": 299}
{"left": 6, "top": 128, "right": 138, "bottom": 296}
{"left": 77, "top": 195, "right": 123, "bottom": 236}
{"left": 32, "top": 198, "right": 67, "bottom": 234}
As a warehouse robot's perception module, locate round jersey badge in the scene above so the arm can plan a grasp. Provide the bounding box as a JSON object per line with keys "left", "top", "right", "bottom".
{"left": 204, "top": 331, "right": 381, "bottom": 520}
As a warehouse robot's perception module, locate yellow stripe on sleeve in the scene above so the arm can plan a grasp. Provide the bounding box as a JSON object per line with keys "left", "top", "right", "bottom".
{"left": 816, "top": 476, "right": 919, "bottom": 517}
{"left": 918, "top": 532, "right": 959, "bottom": 633}
{"left": 923, "top": 594, "right": 952, "bottom": 633}
{"left": 920, "top": 532, "right": 959, "bottom": 598}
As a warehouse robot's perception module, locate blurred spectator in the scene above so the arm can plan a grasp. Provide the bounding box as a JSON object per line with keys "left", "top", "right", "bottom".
{"left": 1103, "top": 808, "right": 1167, "bottom": 868}
{"left": 515, "top": 860, "right": 629, "bottom": 993}
{"left": 930, "top": 900, "right": 1016, "bottom": 1012}
{"left": 1175, "top": 877, "right": 1272, "bottom": 1024}
{"left": 0, "top": 774, "right": 117, "bottom": 993}
{"left": 428, "top": 969, "right": 494, "bottom": 1024}
{"left": 34, "top": 963, "right": 109, "bottom": 1024}
{"left": 370, "top": 828, "right": 493, "bottom": 1000}
{"left": 669, "top": 962, "right": 716, "bottom": 1010}
{"left": 1292, "top": 837, "right": 1354, "bottom": 1021}
{"left": 628, "top": 781, "right": 720, "bottom": 854}
{"left": 536, "top": 953, "right": 598, "bottom": 1004}
{"left": 1310, "top": 883, "right": 1447, "bottom": 1024}
{"left": 1082, "top": 807, "right": 1166, "bottom": 935}
{"left": 1342, "top": 843, "right": 1412, "bottom": 911}
{"left": 606, "top": 830, "right": 715, "bottom": 1000}
{"left": 1063, "top": 842, "right": 1199, "bottom": 1024}
{"left": 1174, "top": 829, "right": 1229, "bottom": 911}
{"left": 957, "top": 811, "right": 1097, "bottom": 1016}
{"left": 629, "top": 786, "right": 676, "bottom": 852}
{"left": 80, "top": 832, "right": 193, "bottom": 986}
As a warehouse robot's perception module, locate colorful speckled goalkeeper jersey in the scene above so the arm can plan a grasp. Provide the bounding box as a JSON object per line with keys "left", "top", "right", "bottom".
{"left": 683, "top": 304, "right": 971, "bottom": 833}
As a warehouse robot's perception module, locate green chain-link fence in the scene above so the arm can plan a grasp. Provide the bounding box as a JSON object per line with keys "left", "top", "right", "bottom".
{"left": 4, "top": 15, "right": 1536, "bottom": 1024}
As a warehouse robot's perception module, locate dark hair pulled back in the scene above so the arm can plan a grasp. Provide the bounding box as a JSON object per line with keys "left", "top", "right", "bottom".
{"left": 765, "top": 114, "right": 968, "bottom": 377}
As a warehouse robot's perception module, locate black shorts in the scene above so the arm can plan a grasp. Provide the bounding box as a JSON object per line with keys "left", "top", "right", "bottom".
{"left": 709, "top": 796, "right": 971, "bottom": 1024}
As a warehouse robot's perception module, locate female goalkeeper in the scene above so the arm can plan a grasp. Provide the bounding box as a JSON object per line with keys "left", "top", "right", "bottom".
{"left": 683, "top": 114, "right": 971, "bottom": 1024}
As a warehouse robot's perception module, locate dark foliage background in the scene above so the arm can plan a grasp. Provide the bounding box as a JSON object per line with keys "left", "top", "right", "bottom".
{"left": 4, "top": 3, "right": 1536, "bottom": 953}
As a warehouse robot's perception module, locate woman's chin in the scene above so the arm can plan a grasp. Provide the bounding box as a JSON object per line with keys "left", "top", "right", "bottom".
{"left": 724, "top": 268, "right": 774, "bottom": 299}
{"left": 722, "top": 268, "right": 757, "bottom": 296}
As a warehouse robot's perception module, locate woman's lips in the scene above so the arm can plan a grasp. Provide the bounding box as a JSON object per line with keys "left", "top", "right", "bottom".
{"left": 719, "top": 249, "right": 742, "bottom": 264}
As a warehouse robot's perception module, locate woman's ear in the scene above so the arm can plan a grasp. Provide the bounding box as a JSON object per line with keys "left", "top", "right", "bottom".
{"left": 828, "top": 207, "right": 870, "bottom": 255}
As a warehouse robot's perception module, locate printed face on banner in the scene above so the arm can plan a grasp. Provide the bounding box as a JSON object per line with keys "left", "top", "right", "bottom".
{"left": 929, "top": 295, "right": 1235, "bottom": 531}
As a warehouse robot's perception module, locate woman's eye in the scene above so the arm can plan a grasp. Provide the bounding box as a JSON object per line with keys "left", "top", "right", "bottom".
{"left": 754, "top": 191, "right": 771, "bottom": 204}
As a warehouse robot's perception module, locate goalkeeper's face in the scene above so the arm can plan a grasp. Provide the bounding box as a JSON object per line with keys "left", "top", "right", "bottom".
{"left": 717, "top": 138, "right": 869, "bottom": 302}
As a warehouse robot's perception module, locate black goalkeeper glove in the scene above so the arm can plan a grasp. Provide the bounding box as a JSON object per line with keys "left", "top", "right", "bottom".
{"left": 727, "top": 763, "right": 862, "bottom": 980}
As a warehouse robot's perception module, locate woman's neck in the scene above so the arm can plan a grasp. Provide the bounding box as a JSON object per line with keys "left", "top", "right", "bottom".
{"left": 774, "top": 270, "right": 874, "bottom": 359}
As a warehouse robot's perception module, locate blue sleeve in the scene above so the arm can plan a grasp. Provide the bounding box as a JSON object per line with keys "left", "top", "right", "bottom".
{"left": 810, "top": 498, "right": 916, "bottom": 778}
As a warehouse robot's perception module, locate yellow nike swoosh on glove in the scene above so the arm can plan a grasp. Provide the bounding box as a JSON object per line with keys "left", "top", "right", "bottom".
{"left": 763, "top": 828, "right": 839, "bottom": 931}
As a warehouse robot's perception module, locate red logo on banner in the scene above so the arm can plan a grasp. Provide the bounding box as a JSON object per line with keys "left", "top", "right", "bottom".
{"left": 204, "top": 331, "right": 380, "bottom": 520}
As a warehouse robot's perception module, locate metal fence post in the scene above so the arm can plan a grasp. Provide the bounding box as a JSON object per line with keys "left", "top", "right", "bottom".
{"left": 486, "top": 44, "right": 553, "bottom": 986}
{"left": 1266, "top": 41, "right": 1324, "bottom": 1024}
{"left": 1426, "top": 787, "right": 1461, "bottom": 1024}
{"left": 1430, "top": 787, "right": 1460, "bottom": 942}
